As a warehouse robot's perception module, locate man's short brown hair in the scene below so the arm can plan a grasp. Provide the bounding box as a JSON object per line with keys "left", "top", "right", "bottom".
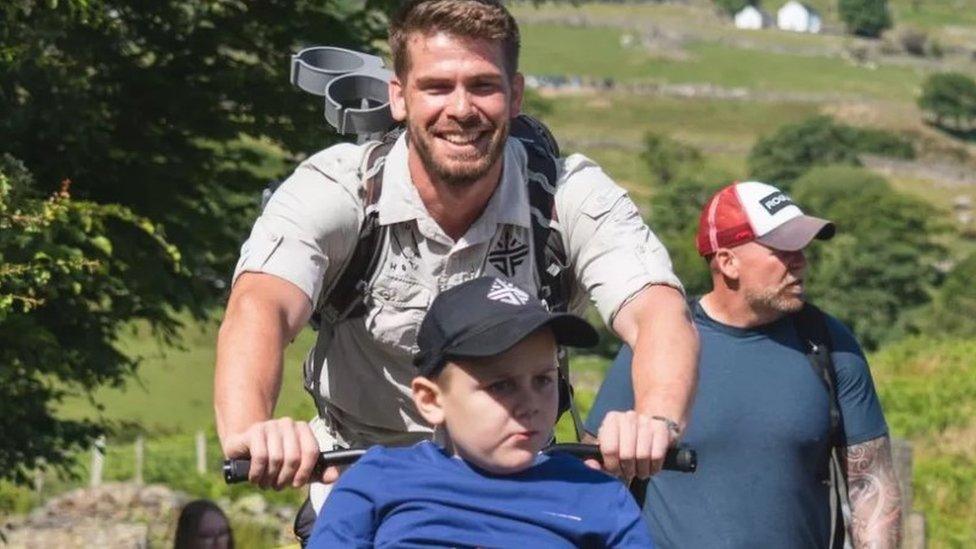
{"left": 389, "top": 0, "right": 521, "bottom": 78}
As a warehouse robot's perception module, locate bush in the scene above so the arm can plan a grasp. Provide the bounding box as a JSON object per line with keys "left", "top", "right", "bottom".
{"left": 748, "top": 116, "right": 914, "bottom": 189}
{"left": 748, "top": 116, "right": 863, "bottom": 189}
{"left": 838, "top": 0, "right": 893, "bottom": 38}
{"left": 0, "top": 155, "right": 186, "bottom": 484}
{"left": 792, "top": 166, "right": 946, "bottom": 349}
{"left": 905, "top": 252, "right": 976, "bottom": 338}
{"left": 918, "top": 72, "right": 976, "bottom": 131}
{"left": 898, "top": 27, "right": 928, "bottom": 56}
{"left": 640, "top": 133, "right": 703, "bottom": 187}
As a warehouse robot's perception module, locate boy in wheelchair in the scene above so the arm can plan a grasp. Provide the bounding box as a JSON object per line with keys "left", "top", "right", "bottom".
{"left": 308, "top": 277, "right": 653, "bottom": 547}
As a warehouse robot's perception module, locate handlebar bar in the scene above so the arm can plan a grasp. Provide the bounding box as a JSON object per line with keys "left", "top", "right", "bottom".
{"left": 222, "top": 443, "right": 696, "bottom": 484}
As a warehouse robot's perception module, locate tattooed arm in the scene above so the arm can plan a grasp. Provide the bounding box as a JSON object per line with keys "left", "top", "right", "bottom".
{"left": 845, "top": 435, "right": 902, "bottom": 548}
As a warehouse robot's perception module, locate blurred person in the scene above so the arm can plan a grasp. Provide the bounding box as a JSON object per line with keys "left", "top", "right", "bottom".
{"left": 587, "top": 181, "right": 902, "bottom": 548}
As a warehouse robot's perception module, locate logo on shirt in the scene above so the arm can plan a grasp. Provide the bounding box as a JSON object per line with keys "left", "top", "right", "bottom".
{"left": 760, "top": 191, "right": 795, "bottom": 216}
{"left": 488, "top": 230, "right": 529, "bottom": 277}
{"left": 487, "top": 279, "right": 530, "bottom": 305}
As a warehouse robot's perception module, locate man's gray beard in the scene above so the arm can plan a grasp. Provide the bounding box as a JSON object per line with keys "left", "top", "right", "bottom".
{"left": 744, "top": 284, "right": 805, "bottom": 316}
{"left": 410, "top": 120, "right": 509, "bottom": 188}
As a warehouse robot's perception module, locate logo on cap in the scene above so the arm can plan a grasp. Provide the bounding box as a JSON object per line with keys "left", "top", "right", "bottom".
{"left": 487, "top": 279, "right": 530, "bottom": 305}
{"left": 760, "top": 191, "right": 795, "bottom": 216}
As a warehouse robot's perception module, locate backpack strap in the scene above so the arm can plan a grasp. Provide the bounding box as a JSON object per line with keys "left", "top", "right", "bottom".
{"left": 793, "top": 303, "right": 841, "bottom": 446}
{"left": 511, "top": 114, "right": 579, "bottom": 437}
{"left": 792, "top": 302, "right": 847, "bottom": 549}
{"left": 311, "top": 133, "right": 397, "bottom": 329}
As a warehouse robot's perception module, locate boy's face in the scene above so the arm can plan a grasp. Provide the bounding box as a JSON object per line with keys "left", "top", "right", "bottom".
{"left": 412, "top": 329, "right": 559, "bottom": 474}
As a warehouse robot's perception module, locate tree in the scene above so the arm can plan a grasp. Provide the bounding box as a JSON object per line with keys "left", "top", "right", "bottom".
{"left": 748, "top": 116, "right": 863, "bottom": 190}
{"left": 747, "top": 116, "right": 913, "bottom": 190}
{"left": 838, "top": 0, "right": 892, "bottom": 38}
{"left": 792, "top": 166, "right": 946, "bottom": 349}
{"left": 0, "top": 0, "right": 394, "bottom": 308}
{"left": 640, "top": 133, "right": 703, "bottom": 187}
{"left": 0, "top": 155, "right": 186, "bottom": 483}
{"left": 918, "top": 72, "right": 976, "bottom": 131}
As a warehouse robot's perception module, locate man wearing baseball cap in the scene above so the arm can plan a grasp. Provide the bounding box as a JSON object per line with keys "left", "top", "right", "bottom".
{"left": 586, "top": 182, "right": 902, "bottom": 548}
{"left": 309, "top": 276, "right": 654, "bottom": 546}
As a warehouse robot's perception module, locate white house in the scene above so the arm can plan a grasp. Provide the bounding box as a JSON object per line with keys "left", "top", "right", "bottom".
{"left": 777, "top": 0, "right": 822, "bottom": 33}
{"left": 734, "top": 5, "right": 773, "bottom": 30}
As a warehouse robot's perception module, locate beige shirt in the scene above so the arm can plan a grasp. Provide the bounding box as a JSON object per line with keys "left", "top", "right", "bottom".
{"left": 233, "top": 133, "right": 682, "bottom": 446}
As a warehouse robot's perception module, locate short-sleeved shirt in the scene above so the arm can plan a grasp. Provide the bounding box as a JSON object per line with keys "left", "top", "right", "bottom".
{"left": 233, "top": 133, "right": 682, "bottom": 445}
{"left": 308, "top": 441, "right": 655, "bottom": 548}
{"left": 585, "top": 299, "right": 888, "bottom": 549}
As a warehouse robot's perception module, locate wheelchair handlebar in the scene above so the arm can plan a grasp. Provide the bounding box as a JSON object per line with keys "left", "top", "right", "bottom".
{"left": 222, "top": 443, "right": 696, "bottom": 484}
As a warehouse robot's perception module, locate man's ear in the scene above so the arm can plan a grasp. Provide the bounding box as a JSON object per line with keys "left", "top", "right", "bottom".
{"left": 713, "top": 248, "right": 740, "bottom": 281}
{"left": 411, "top": 376, "right": 445, "bottom": 426}
{"left": 509, "top": 72, "right": 524, "bottom": 116}
{"left": 389, "top": 75, "right": 407, "bottom": 122}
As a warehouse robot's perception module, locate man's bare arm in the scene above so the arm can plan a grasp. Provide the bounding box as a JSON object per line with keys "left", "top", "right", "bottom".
{"left": 613, "top": 284, "right": 699, "bottom": 428}
{"left": 214, "top": 272, "right": 317, "bottom": 488}
{"left": 846, "top": 435, "right": 903, "bottom": 548}
{"left": 599, "top": 284, "right": 698, "bottom": 478}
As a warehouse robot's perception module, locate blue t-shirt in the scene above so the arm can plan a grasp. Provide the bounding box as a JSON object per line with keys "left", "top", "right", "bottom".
{"left": 585, "top": 301, "right": 888, "bottom": 549}
{"left": 308, "top": 441, "right": 654, "bottom": 548}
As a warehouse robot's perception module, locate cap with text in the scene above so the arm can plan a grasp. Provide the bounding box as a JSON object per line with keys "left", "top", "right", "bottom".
{"left": 413, "top": 277, "right": 598, "bottom": 377}
{"left": 696, "top": 181, "right": 835, "bottom": 257}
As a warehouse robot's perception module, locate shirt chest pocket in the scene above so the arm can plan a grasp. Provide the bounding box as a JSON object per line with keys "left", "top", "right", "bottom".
{"left": 365, "top": 274, "right": 432, "bottom": 355}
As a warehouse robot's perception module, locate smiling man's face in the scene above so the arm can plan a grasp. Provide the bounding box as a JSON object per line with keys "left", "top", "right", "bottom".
{"left": 389, "top": 31, "right": 523, "bottom": 188}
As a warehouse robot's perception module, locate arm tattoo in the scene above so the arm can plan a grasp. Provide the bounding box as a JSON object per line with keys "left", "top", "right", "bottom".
{"left": 845, "top": 436, "right": 902, "bottom": 549}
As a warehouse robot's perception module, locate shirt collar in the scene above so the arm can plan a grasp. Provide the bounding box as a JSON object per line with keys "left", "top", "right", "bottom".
{"left": 376, "top": 132, "right": 532, "bottom": 231}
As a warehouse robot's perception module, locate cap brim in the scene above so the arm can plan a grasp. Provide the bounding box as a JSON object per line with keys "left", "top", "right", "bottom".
{"left": 446, "top": 311, "right": 599, "bottom": 361}
{"left": 756, "top": 215, "right": 835, "bottom": 252}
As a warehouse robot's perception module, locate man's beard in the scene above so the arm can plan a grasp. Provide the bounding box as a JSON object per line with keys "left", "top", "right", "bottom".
{"left": 409, "top": 116, "right": 509, "bottom": 188}
{"left": 744, "top": 279, "right": 805, "bottom": 316}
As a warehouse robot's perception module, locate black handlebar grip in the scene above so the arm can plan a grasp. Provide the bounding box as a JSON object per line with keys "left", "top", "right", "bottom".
{"left": 223, "top": 448, "right": 367, "bottom": 484}
{"left": 546, "top": 443, "right": 697, "bottom": 473}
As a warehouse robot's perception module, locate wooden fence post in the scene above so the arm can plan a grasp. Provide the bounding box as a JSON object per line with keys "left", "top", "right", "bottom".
{"left": 134, "top": 435, "right": 144, "bottom": 485}
{"left": 90, "top": 435, "right": 106, "bottom": 487}
{"left": 196, "top": 430, "right": 206, "bottom": 475}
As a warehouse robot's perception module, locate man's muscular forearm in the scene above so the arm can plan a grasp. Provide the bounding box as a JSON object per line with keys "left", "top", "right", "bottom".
{"left": 214, "top": 273, "right": 311, "bottom": 452}
{"left": 846, "top": 435, "right": 902, "bottom": 549}
{"left": 617, "top": 285, "right": 699, "bottom": 426}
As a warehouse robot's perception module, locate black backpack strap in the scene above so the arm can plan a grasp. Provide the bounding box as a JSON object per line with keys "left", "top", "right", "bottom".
{"left": 792, "top": 302, "right": 847, "bottom": 549}
{"left": 793, "top": 303, "right": 841, "bottom": 446}
{"left": 311, "top": 135, "right": 396, "bottom": 329}
{"left": 512, "top": 114, "right": 579, "bottom": 436}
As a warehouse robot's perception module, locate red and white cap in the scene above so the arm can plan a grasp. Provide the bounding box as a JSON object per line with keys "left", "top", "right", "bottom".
{"left": 696, "top": 181, "right": 835, "bottom": 257}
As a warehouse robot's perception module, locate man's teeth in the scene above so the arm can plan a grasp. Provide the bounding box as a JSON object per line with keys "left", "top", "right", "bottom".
{"left": 442, "top": 133, "right": 481, "bottom": 144}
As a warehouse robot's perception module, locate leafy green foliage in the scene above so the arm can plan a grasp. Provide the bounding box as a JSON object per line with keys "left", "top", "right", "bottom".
{"left": 0, "top": 0, "right": 394, "bottom": 307}
{"left": 0, "top": 155, "right": 188, "bottom": 483}
{"left": 640, "top": 132, "right": 703, "bottom": 188}
{"left": 870, "top": 337, "right": 976, "bottom": 545}
{"left": 905, "top": 251, "right": 976, "bottom": 338}
{"left": 748, "top": 116, "right": 914, "bottom": 189}
{"left": 838, "top": 0, "right": 893, "bottom": 37}
{"left": 918, "top": 72, "right": 976, "bottom": 131}
{"left": 792, "top": 166, "right": 946, "bottom": 349}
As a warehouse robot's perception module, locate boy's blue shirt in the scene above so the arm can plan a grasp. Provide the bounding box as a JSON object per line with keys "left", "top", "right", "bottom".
{"left": 308, "top": 440, "right": 653, "bottom": 548}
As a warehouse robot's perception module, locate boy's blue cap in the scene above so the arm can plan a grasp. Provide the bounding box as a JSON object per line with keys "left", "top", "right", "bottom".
{"left": 414, "top": 277, "right": 599, "bottom": 377}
